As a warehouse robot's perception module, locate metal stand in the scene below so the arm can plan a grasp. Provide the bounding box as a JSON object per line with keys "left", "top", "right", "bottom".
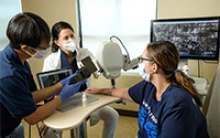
{"left": 111, "top": 79, "right": 116, "bottom": 88}
{"left": 29, "top": 124, "right": 31, "bottom": 138}
{"left": 70, "top": 120, "right": 87, "bottom": 138}
{"left": 78, "top": 121, "right": 87, "bottom": 138}
{"left": 111, "top": 79, "right": 126, "bottom": 105}
{"left": 70, "top": 128, "right": 76, "bottom": 138}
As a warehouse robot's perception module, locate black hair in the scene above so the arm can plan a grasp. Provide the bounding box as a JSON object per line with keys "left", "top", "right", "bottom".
{"left": 51, "top": 21, "right": 75, "bottom": 52}
{"left": 6, "top": 12, "right": 50, "bottom": 49}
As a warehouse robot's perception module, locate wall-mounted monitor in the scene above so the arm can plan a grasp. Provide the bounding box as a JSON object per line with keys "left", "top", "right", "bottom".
{"left": 150, "top": 17, "right": 220, "bottom": 60}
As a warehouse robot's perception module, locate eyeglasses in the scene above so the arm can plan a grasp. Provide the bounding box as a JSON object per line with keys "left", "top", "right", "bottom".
{"left": 138, "top": 56, "right": 153, "bottom": 63}
{"left": 37, "top": 46, "right": 49, "bottom": 51}
{"left": 37, "top": 43, "right": 51, "bottom": 50}
{"left": 31, "top": 43, "right": 51, "bottom": 51}
{"left": 29, "top": 45, "right": 50, "bottom": 52}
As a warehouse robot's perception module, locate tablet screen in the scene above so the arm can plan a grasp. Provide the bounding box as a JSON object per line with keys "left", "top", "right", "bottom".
{"left": 37, "top": 68, "right": 73, "bottom": 89}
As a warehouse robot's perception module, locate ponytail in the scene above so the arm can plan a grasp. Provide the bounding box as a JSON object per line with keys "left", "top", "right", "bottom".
{"left": 51, "top": 42, "right": 59, "bottom": 53}
{"left": 174, "top": 70, "right": 202, "bottom": 107}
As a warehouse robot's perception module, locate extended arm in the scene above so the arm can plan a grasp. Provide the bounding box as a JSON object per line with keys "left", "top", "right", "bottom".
{"left": 23, "top": 96, "right": 62, "bottom": 125}
{"left": 24, "top": 82, "right": 63, "bottom": 125}
{"left": 25, "top": 74, "right": 85, "bottom": 125}
{"left": 32, "top": 82, "right": 63, "bottom": 104}
{"left": 85, "top": 87, "right": 134, "bottom": 102}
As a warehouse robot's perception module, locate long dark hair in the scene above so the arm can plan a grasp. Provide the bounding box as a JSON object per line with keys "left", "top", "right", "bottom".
{"left": 147, "top": 41, "right": 202, "bottom": 106}
{"left": 51, "top": 21, "right": 74, "bottom": 52}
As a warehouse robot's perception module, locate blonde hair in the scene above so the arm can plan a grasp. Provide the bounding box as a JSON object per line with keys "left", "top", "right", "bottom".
{"left": 147, "top": 41, "right": 202, "bottom": 106}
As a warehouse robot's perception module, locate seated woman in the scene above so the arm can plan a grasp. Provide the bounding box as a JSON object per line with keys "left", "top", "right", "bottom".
{"left": 41, "top": 21, "right": 119, "bottom": 138}
{"left": 85, "top": 41, "right": 210, "bottom": 138}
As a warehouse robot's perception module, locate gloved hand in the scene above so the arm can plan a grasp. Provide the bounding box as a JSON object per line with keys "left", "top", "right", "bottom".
{"left": 58, "top": 81, "right": 86, "bottom": 102}
{"left": 61, "top": 71, "right": 78, "bottom": 86}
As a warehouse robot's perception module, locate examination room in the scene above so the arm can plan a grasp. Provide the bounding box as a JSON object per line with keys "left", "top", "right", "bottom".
{"left": 0, "top": 0, "right": 219, "bottom": 138}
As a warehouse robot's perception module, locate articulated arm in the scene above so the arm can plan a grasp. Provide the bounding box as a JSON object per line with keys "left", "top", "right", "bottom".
{"left": 69, "top": 36, "right": 139, "bottom": 86}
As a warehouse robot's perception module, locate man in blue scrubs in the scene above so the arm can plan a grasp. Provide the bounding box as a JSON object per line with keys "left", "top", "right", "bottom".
{"left": 0, "top": 12, "right": 85, "bottom": 138}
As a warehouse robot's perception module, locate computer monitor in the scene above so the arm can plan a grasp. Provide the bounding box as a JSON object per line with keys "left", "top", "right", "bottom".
{"left": 150, "top": 17, "right": 220, "bottom": 60}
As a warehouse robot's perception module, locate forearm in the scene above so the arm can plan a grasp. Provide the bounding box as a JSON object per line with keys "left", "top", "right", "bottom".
{"left": 23, "top": 96, "right": 62, "bottom": 125}
{"left": 100, "top": 87, "right": 133, "bottom": 102}
{"left": 32, "top": 82, "right": 63, "bottom": 103}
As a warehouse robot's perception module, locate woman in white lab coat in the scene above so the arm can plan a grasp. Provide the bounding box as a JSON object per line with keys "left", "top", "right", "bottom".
{"left": 42, "top": 21, "right": 119, "bottom": 138}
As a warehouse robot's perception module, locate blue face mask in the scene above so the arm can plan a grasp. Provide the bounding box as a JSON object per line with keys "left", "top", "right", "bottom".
{"left": 138, "top": 63, "right": 151, "bottom": 82}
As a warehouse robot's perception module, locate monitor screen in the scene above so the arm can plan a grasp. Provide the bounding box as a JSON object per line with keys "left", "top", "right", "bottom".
{"left": 150, "top": 17, "right": 220, "bottom": 60}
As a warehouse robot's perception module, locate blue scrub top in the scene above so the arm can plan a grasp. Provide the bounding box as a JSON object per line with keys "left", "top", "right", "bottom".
{"left": 128, "top": 80, "right": 209, "bottom": 138}
{"left": 60, "top": 50, "right": 87, "bottom": 91}
{"left": 0, "top": 44, "right": 37, "bottom": 137}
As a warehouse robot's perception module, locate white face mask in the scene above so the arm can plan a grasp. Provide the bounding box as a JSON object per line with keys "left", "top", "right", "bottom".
{"left": 139, "top": 63, "right": 151, "bottom": 82}
{"left": 62, "top": 40, "right": 76, "bottom": 52}
{"left": 25, "top": 47, "right": 50, "bottom": 59}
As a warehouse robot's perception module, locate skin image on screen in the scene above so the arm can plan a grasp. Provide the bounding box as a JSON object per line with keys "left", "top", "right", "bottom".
{"left": 41, "top": 72, "right": 71, "bottom": 88}
{"left": 151, "top": 18, "right": 220, "bottom": 60}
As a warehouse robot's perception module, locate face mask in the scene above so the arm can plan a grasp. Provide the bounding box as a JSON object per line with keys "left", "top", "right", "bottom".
{"left": 139, "top": 63, "right": 151, "bottom": 82}
{"left": 25, "top": 47, "right": 50, "bottom": 59}
{"left": 62, "top": 40, "right": 76, "bottom": 52}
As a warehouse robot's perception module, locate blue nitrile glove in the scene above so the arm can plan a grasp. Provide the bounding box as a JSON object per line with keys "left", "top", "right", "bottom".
{"left": 58, "top": 81, "right": 86, "bottom": 102}
{"left": 61, "top": 71, "right": 78, "bottom": 86}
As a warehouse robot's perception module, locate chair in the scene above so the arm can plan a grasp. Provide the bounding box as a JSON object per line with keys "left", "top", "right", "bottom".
{"left": 202, "top": 65, "right": 220, "bottom": 138}
{"left": 191, "top": 76, "right": 210, "bottom": 104}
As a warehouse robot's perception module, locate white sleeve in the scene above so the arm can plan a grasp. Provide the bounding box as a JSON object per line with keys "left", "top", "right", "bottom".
{"left": 42, "top": 54, "right": 56, "bottom": 72}
{"left": 76, "top": 48, "right": 100, "bottom": 71}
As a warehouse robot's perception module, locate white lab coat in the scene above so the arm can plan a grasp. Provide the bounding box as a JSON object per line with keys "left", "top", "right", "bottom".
{"left": 42, "top": 48, "right": 99, "bottom": 72}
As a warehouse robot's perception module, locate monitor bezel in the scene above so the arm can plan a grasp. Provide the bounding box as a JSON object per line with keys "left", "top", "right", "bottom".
{"left": 150, "top": 16, "right": 220, "bottom": 60}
